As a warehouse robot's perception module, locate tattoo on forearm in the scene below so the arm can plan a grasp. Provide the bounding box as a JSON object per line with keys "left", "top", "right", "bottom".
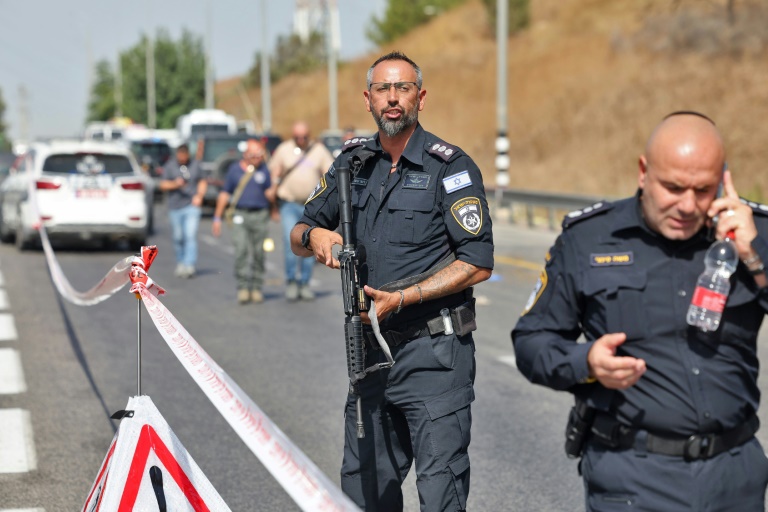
{"left": 419, "top": 261, "right": 476, "bottom": 302}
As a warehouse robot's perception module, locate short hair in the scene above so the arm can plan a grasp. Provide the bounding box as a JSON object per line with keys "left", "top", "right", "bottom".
{"left": 176, "top": 143, "right": 189, "bottom": 153}
{"left": 367, "top": 51, "right": 422, "bottom": 90}
{"left": 662, "top": 110, "right": 716, "bottom": 126}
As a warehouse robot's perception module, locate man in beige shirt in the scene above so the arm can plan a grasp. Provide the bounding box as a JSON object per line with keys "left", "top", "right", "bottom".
{"left": 268, "top": 121, "right": 334, "bottom": 301}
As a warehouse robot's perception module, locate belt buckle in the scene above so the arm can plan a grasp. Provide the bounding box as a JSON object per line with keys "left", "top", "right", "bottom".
{"left": 684, "top": 433, "right": 715, "bottom": 461}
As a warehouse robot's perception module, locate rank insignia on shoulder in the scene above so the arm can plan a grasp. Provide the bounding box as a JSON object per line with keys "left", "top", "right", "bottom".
{"left": 740, "top": 198, "right": 768, "bottom": 216}
{"left": 426, "top": 140, "right": 461, "bottom": 162}
{"left": 590, "top": 251, "right": 634, "bottom": 266}
{"left": 561, "top": 201, "right": 613, "bottom": 229}
{"left": 305, "top": 175, "right": 327, "bottom": 204}
{"left": 341, "top": 137, "right": 370, "bottom": 153}
{"left": 451, "top": 197, "right": 483, "bottom": 235}
{"left": 443, "top": 170, "right": 472, "bottom": 194}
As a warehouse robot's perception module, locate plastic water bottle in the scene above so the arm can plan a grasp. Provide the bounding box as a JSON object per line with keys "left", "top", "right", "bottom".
{"left": 686, "top": 231, "right": 738, "bottom": 332}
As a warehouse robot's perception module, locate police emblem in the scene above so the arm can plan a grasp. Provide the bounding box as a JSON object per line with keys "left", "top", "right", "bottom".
{"left": 451, "top": 197, "right": 483, "bottom": 235}
{"left": 305, "top": 176, "right": 327, "bottom": 204}
{"left": 522, "top": 269, "right": 548, "bottom": 315}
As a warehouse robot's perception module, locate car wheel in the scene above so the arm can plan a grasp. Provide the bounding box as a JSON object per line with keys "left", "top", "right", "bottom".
{"left": 0, "top": 216, "right": 14, "bottom": 244}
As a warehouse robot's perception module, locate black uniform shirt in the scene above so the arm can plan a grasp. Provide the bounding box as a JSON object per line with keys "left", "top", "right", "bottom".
{"left": 299, "top": 123, "right": 494, "bottom": 326}
{"left": 512, "top": 192, "right": 768, "bottom": 436}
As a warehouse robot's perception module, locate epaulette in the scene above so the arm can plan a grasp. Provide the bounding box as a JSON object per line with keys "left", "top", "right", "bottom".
{"left": 740, "top": 198, "right": 768, "bottom": 217}
{"left": 341, "top": 137, "right": 371, "bottom": 153}
{"left": 561, "top": 201, "right": 614, "bottom": 229}
{"left": 425, "top": 139, "right": 462, "bottom": 162}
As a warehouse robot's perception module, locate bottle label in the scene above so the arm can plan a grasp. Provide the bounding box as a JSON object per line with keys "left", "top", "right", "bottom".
{"left": 691, "top": 287, "right": 727, "bottom": 313}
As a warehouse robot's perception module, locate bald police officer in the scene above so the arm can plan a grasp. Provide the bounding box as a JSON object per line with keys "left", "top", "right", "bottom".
{"left": 291, "top": 51, "right": 494, "bottom": 511}
{"left": 513, "top": 112, "right": 768, "bottom": 511}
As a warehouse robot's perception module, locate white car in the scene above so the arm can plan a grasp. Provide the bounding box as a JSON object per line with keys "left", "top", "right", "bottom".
{"left": 0, "top": 140, "right": 153, "bottom": 250}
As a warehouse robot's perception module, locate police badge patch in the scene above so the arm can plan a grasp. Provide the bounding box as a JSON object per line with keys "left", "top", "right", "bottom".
{"left": 522, "top": 269, "right": 548, "bottom": 315}
{"left": 451, "top": 197, "right": 483, "bottom": 235}
{"left": 305, "top": 176, "right": 327, "bottom": 204}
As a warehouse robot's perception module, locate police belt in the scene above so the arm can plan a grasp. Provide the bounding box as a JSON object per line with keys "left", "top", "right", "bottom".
{"left": 364, "top": 301, "right": 475, "bottom": 350}
{"left": 590, "top": 412, "right": 759, "bottom": 461}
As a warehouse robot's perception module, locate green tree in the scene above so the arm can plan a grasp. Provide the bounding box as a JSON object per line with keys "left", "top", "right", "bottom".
{"left": 0, "top": 87, "right": 9, "bottom": 151}
{"left": 480, "top": 0, "right": 530, "bottom": 34}
{"left": 86, "top": 60, "right": 117, "bottom": 123}
{"left": 366, "top": 0, "right": 467, "bottom": 45}
{"left": 246, "top": 31, "right": 327, "bottom": 86}
{"left": 86, "top": 29, "right": 206, "bottom": 129}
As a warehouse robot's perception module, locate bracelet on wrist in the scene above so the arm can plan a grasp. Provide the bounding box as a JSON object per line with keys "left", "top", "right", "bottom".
{"left": 416, "top": 284, "right": 423, "bottom": 304}
{"left": 749, "top": 263, "right": 765, "bottom": 276}
{"left": 743, "top": 253, "right": 761, "bottom": 266}
{"left": 213, "top": 216, "right": 222, "bottom": 223}
{"left": 395, "top": 290, "right": 405, "bottom": 314}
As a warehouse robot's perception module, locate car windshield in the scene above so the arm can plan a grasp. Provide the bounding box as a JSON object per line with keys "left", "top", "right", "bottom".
{"left": 130, "top": 142, "right": 171, "bottom": 165}
{"left": 190, "top": 124, "right": 230, "bottom": 137}
{"left": 201, "top": 138, "right": 248, "bottom": 162}
{"left": 43, "top": 153, "right": 135, "bottom": 175}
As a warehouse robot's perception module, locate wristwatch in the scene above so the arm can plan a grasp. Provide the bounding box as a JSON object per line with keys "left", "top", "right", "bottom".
{"left": 301, "top": 225, "right": 317, "bottom": 250}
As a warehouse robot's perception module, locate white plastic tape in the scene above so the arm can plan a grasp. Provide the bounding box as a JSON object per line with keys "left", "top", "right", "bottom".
{"left": 134, "top": 285, "right": 360, "bottom": 512}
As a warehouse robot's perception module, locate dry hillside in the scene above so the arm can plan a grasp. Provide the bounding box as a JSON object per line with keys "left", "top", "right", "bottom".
{"left": 216, "top": 0, "right": 768, "bottom": 201}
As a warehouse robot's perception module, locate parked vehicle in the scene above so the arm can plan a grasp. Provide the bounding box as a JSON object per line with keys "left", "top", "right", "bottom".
{"left": 0, "top": 140, "right": 154, "bottom": 250}
{"left": 128, "top": 138, "right": 171, "bottom": 201}
{"left": 176, "top": 109, "right": 237, "bottom": 142}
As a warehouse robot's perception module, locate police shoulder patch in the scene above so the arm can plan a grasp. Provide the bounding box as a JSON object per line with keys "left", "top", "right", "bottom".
{"left": 425, "top": 139, "right": 462, "bottom": 162}
{"left": 740, "top": 197, "right": 768, "bottom": 217}
{"left": 561, "top": 201, "right": 614, "bottom": 229}
{"left": 305, "top": 175, "right": 327, "bottom": 204}
{"left": 451, "top": 197, "right": 483, "bottom": 235}
{"left": 341, "top": 137, "right": 371, "bottom": 153}
{"left": 522, "top": 269, "right": 548, "bottom": 316}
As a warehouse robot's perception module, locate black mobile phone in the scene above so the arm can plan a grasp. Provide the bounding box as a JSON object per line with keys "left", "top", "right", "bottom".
{"left": 710, "top": 162, "right": 728, "bottom": 237}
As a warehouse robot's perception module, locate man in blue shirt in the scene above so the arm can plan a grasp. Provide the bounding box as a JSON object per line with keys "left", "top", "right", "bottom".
{"left": 212, "top": 140, "right": 272, "bottom": 304}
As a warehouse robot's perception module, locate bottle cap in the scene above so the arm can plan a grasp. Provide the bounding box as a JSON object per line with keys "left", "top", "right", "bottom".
{"left": 725, "top": 230, "right": 736, "bottom": 240}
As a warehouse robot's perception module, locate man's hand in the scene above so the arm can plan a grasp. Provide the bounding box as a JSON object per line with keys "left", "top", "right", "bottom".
{"left": 308, "top": 227, "right": 343, "bottom": 268}
{"left": 360, "top": 286, "right": 401, "bottom": 325}
{"left": 191, "top": 194, "right": 203, "bottom": 207}
{"left": 587, "top": 333, "right": 646, "bottom": 389}
{"left": 212, "top": 219, "right": 222, "bottom": 237}
{"left": 708, "top": 170, "right": 758, "bottom": 260}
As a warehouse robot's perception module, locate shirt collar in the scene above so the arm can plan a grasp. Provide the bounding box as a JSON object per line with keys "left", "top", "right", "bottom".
{"left": 365, "top": 123, "right": 425, "bottom": 167}
{"left": 610, "top": 190, "right": 709, "bottom": 243}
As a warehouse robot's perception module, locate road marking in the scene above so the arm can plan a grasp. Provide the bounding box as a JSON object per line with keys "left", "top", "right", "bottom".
{"left": 497, "top": 354, "right": 517, "bottom": 367}
{"left": 0, "top": 313, "right": 18, "bottom": 341}
{"left": 0, "top": 289, "right": 9, "bottom": 310}
{"left": 0, "top": 409, "right": 37, "bottom": 473}
{"left": 0, "top": 348, "right": 26, "bottom": 394}
{"left": 495, "top": 255, "right": 541, "bottom": 271}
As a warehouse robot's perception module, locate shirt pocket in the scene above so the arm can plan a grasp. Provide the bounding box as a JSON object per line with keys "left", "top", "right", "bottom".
{"left": 351, "top": 187, "right": 371, "bottom": 237}
{"left": 386, "top": 189, "right": 436, "bottom": 246}
{"left": 582, "top": 269, "right": 648, "bottom": 341}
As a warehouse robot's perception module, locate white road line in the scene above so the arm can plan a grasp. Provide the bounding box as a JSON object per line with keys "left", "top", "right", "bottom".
{"left": 0, "top": 348, "right": 26, "bottom": 394}
{"left": 0, "top": 409, "right": 37, "bottom": 473}
{"left": 0, "top": 289, "right": 9, "bottom": 310}
{"left": 497, "top": 354, "right": 517, "bottom": 367}
{"left": 0, "top": 313, "right": 18, "bottom": 341}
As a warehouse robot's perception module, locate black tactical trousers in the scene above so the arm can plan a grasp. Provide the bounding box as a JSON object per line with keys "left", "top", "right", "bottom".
{"left": 341, "top": 332, "right": 476, "bottom": 512}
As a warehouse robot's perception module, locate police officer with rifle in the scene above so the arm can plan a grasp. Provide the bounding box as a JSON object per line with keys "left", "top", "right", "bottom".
{"left": 290, "top": 51, "right": 494, "bottom": 511}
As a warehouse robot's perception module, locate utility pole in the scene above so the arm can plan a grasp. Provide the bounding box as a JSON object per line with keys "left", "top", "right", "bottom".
{"left": 494, "top": 0, "right": 510, "bottom": 212}
{"left": 205, "top": 0, "right": 214, "bottom": 109}
{"left": 146, "top": 34, "right": 156, "bottom": 129}
{"left": 326, "top": 0, "right": 340, "bottom": 131}
{"left": 115, "top": 54, "right": 123, "bottom": 118}
{"left": 260, "top": 0, "right": 272, "bottom": 132}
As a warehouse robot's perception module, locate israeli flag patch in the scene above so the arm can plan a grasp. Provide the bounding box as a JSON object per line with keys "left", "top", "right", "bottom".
{"left": 442, "top": 171, "right": 472, "bottom": 194}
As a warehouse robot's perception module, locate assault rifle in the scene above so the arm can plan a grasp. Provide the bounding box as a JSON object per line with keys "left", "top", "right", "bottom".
{"left": 337, "top": 161, "right": 393, "bottom": 438}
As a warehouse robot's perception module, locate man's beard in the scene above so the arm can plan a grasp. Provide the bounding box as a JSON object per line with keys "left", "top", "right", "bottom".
{"left": 372, "top": 107, "right": 418, "bottom": 137}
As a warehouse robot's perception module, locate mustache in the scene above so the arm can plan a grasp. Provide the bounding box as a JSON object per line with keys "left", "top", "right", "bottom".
{"left": 380, "top": 107, "right": 403, "bottom": 116}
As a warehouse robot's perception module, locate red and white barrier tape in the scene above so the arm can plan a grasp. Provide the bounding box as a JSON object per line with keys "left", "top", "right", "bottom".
{"left": 131, "top": 283, "right": 360, "bottom": 512}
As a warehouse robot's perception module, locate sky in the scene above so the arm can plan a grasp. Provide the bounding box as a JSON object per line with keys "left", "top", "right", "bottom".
{"left": 0, "top": 0, "right": 386, "bottom": 143}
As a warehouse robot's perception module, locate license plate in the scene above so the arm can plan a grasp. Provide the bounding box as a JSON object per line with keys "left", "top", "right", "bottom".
{"left": 75, "top": 188, "right": 109, "bottom": 198}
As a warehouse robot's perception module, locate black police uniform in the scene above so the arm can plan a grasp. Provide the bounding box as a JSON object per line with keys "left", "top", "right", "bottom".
{"left": 299, "top": 123, "right": 494, "bottom": 511}
{"left": 512, "top": 192, "right": 768, "bottom": 511}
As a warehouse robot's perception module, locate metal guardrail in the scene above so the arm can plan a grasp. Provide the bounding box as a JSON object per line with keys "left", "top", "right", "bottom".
{"left": 488, "top": 187, "right": 608, "bottom": 231}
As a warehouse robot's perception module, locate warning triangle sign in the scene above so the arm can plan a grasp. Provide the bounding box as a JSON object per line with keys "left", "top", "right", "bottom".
{"left": 82, "top": 395, "right": 231, "bottom": 512}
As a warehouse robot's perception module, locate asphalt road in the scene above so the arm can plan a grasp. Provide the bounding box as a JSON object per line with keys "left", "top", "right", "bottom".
{"left": 2, "top": 204, "right": 768, "bottom": 511}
